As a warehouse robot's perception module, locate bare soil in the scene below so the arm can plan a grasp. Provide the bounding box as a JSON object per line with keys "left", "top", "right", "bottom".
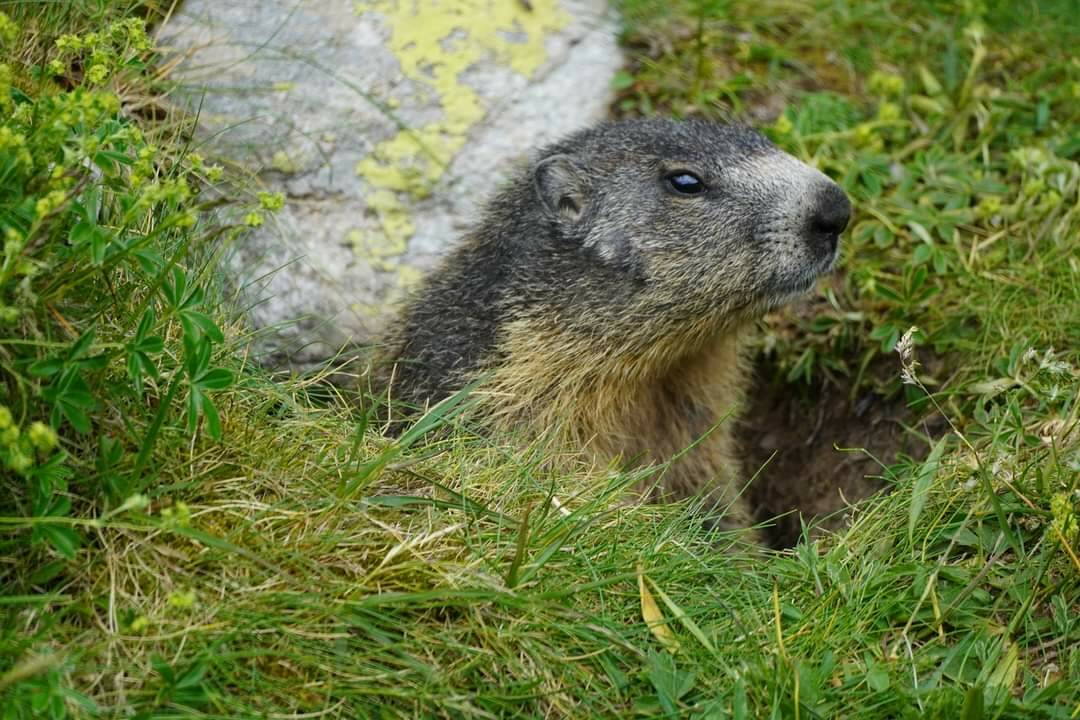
{"left": 741, "top": 366, "right": 935, "bottom": 548}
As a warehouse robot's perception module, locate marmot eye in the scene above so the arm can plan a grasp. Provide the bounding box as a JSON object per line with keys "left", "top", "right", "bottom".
{"left": 666, "top": 172, "right": 707, "bottom": 195}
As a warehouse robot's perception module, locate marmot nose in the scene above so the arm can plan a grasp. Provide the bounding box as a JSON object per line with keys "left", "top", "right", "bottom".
{"left": 808, "top": 182, "right": 851, "bottom": 251}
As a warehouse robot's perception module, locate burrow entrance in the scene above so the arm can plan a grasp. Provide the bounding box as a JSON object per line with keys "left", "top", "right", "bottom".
{"left": 741, "top": 362, "right": 934, "bottom": 549}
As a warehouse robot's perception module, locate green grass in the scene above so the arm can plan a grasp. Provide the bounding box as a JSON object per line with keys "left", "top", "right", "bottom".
{"left": 1, "top": 0, "right": 1078, "bottom": 717}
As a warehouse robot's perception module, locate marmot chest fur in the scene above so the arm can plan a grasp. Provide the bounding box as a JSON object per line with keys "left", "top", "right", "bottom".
{"left": 380, "top": 119, "right": 850, "bottom": 529}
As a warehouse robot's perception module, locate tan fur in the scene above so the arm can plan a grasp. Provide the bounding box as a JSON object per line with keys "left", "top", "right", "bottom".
{"left": 475, "top": 310, "right": 755, "bottom": 526}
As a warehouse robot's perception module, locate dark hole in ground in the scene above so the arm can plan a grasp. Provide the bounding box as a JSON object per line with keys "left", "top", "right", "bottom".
{"left": 741, "top": 362, "right": 936, "bottom": 549}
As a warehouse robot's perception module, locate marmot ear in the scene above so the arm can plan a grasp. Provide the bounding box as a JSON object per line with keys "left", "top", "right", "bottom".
{"left": 533, "top": 154, "right": 588, "bottom": 223}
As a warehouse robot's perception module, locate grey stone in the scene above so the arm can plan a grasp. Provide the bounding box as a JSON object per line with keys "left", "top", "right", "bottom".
{"left": 160, "top": 0, "right": 622, "bottom": 368}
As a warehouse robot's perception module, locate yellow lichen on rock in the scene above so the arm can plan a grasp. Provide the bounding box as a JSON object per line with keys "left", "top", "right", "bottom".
{"left": 351, "top": 0, "right": 569, "bottom": 288}
{"left": 348, "top": 190, "right": 413, "bottom": 271}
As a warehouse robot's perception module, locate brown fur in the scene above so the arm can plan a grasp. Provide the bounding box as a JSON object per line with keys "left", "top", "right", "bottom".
{"left": 480, "top": 312, "right": 753, "bottom": 523}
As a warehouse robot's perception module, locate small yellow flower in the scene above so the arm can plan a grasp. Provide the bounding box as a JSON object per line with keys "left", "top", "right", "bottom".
{"left": 1050, "top": 492, "right": 1078, "bottom": 545}
{"left": 243, "top": 212, "right": 264, "bottom": 228}
{"left": 852, "top": 122, "right": 884, "bottom": 151}
{"left": 0, "top": 405, "right": 12, "bottom": 429}
{"left": 14, "top": 259, "right": 36, "bottom": 278}
{"left": 129, "top": 615, "right": 150, "bottom": 633}
{"left": 161, "top": 501, "right": 192, "bottom": 528}
{"left": 877, "top": 102, "right": 901, "bottom": 123}
{"left": 33, "top": 190, "right": 68, "bottom": 218}
{"left": 12, "top": 103, "right": 31, "bottom": 124}
{"left": 28, "top": 422, "right": 58, "bottom": 452}
{"left": 868, "top": 71, "right": 905, "bottom": 98}
{"left": 205, "top": 165, "right": 224, "bottom": 183}
{"left": 976, "top": 196, "right": 1002, "bottom": 218}
{"left": 771, "top": 114, "right": 794, "bottom": 137}
{"left": 0, "top": 12, "right": 18, "bottom": 46}
{"left": 7, "top": 449, "right": 32, "bottom": 473}
{"left": 47, "top": 59, "right": 66, "bottom": 76}
{"left": 175, "top": 501, "right": 191, "bottom": 519}
{"left": 86, "top": 64, "right": 110, "bottom": 85}
{"left": 55, "top": 34, "right": 83, "bottom": 52}
{"left": 271, "top": 150, "right": 296, "bottom": 174}
{"left": 1039, "top": 190, "right": 1062, "bottom": 211}
{"left": 167, "top": 590, "right": 197, "bottom": 610}
{"left": 0, "top": 127, "right": 26, "bottom": 150}
{"left": 258, "top": 191, "right": 285, "bottom": 211}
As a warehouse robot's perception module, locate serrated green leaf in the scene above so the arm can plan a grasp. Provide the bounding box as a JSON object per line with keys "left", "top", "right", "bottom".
{"left": 152, "top": 655, "right": 175, "bottom": 685}
{"left": 136, "top": 307, "right": 156, "bottom": 341}
{"left": 908, "top": 221, "right": 934, "bottom": 245}
{"left": 611, "top": 70, "right": 635, "bottom": 90}
{"left": 39, "top": 524, "right": 81, "bottom": 559}
{"left": 135, "top": 336, "right": 163, "bottom": 353}
{"left": 29, "top": 357, "right": 64, "bottom": 377}
{"left": 60, "top": 402, "right": 92, "bottom": 434}
{"left": 187, "top": 387, "right": 202, "bottom": 432}
{"left": 68, "top": 329, "right": 95, "bottom": 361}
{"left": 61, "top": 390, "right": 96, "bottom": 408}
{"left": 866, "top": 659, "right": 890, "bottom": 691}
{"left": 175, "top": 658, "right": 208, "bottom": 690}
{"left": 135, "top": 249, "right": 162, "bottom": 274}
{"left": 202, "top": 395, "right": 222, "bottom": 440}
{"left": 82, "top": 185, "right": 102, "bottom": 221}
{"left": 184, "top": 336, "right": 211, "bottom": 377}
{"left": 127, "top": 353, "right": 143, "bottom": 392}
{"left": 181, "top": 310, "right": 224, "bottom": 343}
{"left": 163, "top": 267, "right": 186, "bottom": 307}
{"left": 70, "top": 220, "right": 95, "bottom": 246}
{"left": 196, "top": 368, "right": 233, "bottom": 390}
{"left": 94, "top": 148, "right": 134, "bottom": 167}
{"left": 179, "top": 285, "right": 204, "bottom": 311}
{"left": 90, "top": 226, "right": 109, "bottom": 264}
{"left": 77, "top": 353, "right": 110, "bottom": 370}
{"left": 29, "top": 559, "right": 67, "bottom": 585}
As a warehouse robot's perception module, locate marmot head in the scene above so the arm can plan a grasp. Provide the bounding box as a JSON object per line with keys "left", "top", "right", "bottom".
{"left": 531, "top": 119, "right": 850, "bottom": 328}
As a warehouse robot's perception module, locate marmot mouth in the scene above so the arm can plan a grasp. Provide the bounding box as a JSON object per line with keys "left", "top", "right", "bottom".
{"left": 762, "top": 253, "right": 838, "bottom": 304}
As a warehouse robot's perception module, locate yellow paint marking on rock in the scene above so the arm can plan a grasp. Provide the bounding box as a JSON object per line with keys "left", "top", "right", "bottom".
{"left": 351, "top": 0, "right": 569, "bottom": 292}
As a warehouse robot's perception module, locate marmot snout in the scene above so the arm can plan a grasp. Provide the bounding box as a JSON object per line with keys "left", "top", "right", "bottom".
{"left": 379, "top": 119, "right": 850, "bottom": 530}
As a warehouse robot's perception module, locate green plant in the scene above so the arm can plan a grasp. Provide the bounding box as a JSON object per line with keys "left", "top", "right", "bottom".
{"left": 0, "top": 1, "right": 1076, "bottom": 717}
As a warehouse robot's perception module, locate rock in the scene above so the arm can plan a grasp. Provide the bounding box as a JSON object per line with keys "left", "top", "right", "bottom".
{"left": 160, "top": 0, "right": 622, "bottom": 368}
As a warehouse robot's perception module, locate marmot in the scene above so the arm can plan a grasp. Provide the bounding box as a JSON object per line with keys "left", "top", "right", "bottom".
{"left": 379, "top": 119, "right": 850, "bottom": 530}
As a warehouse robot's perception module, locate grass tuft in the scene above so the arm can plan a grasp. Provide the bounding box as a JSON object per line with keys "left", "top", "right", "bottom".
{"left": 1, "top": 0, "right": 1077, "bottom": 717}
